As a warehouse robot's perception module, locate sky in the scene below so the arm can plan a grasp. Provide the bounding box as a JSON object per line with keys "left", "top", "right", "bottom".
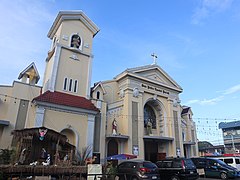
{"left": 0, "top": 0, "right": 240, "bottom": 145}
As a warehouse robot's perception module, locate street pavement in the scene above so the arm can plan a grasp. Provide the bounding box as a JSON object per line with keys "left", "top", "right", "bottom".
{"left": 199, "top": 178, "right": 240, "bottom": 180}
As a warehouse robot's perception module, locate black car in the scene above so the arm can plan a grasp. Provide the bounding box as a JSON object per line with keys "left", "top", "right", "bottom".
{"left": 155, "top": 157, "right": 199, "bottom": 180}
{"left": 116, "top": 159, "right": 160, "bottom": 180}
{"left": 191, "top": 157, "right": 240, "bottom": 179}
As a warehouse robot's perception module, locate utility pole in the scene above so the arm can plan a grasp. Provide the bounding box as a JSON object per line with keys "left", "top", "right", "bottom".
{"left": 231, "top": 132, "right": 236, "bottom": 153}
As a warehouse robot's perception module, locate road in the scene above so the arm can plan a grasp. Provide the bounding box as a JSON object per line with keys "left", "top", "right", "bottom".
{"left": 199, "top": 178, "right": 240, "bottom": 180}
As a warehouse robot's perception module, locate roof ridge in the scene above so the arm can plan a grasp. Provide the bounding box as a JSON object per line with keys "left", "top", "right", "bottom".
{"left": 33, "top": 91, "right": 99, "bottom": 112}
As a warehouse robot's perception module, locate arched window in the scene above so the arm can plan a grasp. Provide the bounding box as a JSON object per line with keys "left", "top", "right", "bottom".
{"left": 144, "top": 104, "right": 156, "bottom": 129}
{"left": 71, "top": 34, "right": 81, "bottom": 48}
{"left": 69, "top": 79, "right": 73, "bottom": 91}
{"left": 74, "top": 80, "right": 78, "bottom": 93}
{"left": 97, "top": 91, "right": 100, "bottom": 99}
{"left": 63, "top": 78, "right": 68, "bottom": 90}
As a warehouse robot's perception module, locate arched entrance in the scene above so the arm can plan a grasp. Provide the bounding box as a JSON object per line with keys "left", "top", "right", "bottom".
{"left": 143, "top": 99, "right": 163, "bottom": 162}
{"left": 107, "top": 139, "right": 118, "bottom": 156}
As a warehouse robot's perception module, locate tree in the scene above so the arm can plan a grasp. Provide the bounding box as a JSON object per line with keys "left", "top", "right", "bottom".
{"left": 75, "top": 145, "right": 92, "bottom": 166}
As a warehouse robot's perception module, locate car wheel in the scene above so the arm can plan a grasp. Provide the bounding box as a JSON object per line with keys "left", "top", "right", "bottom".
{"left": 170, "top": 176, "right": 180, "bottom": 180}
{"left": 131, "top": 176, "right": 139, "bottom": 180}
{"left": 220, "top": 172, "right": 228, "bottom": 180}
{"left": 118, "top": 175, "right": 124, "bottom": 180}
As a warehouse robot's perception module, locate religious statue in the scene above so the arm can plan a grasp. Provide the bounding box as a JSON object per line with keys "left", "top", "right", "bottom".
{"left": 146, "top": 120, "right": 152, "bottom": 135}
{"left": 112, "top": 119, "right": 117, "bottom": 135}
{"left": 18, "top": 148, "right": 26, "bottom": 165}
{"left": 39, "top": 128, "right": 47, "bottom": 141}
{"left": 42, "top": 154, "right": 51, "bottom": 166}
{"left": 40, "top": 148, "right": 47, "bottom": 159}
{"left": 71, "top": 35, "right": 81, "bottom": 48}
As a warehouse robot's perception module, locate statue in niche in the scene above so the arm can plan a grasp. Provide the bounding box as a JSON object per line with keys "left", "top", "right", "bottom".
{"left": 112, "top": 119, "right": 117, "bottom": 135}
{"left": 71, "top": 34, "right": 81, "bottom": 48}
{"left": 146, "top": 119, "right": 152, "bottom": 135}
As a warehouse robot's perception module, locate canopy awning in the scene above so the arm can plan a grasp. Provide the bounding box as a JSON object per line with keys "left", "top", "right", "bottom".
{"left": 106, "top": 153, "right": 137, "bottom": 160}
{"left": 183, "top": 141, "right": 196, "bottom": 145}
{"left": 143, "top": 136, "right": 174, "bottom": 141}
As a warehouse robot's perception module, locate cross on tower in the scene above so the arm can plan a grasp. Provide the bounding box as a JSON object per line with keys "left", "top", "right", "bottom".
{"left": 151, "top": 53, "right": 158, "bottom": 65}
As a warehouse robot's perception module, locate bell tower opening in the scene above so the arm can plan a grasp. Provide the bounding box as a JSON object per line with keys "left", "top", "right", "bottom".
{"left": 70, "top": 34, "right": 81, "bottom": 49}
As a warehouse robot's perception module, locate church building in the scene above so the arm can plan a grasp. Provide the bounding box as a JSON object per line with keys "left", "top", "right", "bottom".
{"left": 0, "top": 11, "right": 198, "bottom": 163}
{"left": 91, "top": 65, "right": 198, "bottom": 161}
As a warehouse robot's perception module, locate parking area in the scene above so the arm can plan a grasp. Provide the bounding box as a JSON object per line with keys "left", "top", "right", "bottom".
{"left": 199, "top": 178, "right": 240, "bottom": 180}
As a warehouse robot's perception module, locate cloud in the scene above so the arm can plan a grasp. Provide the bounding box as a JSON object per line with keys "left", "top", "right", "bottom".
{"left": 186, "top": 96, "right": 224, "bottom": 105}
{"left": 186, "top": 83, "right": 240, "bottom": 106}
{"left": 191, "top": 0, "right": 234, "bottom": 25}
{"left": 222, "top": 84, "right": 240, "bottom": 95}
{"left": 170, "top": 33, "right": 206, "bottom": 56}
{"left": 0, "top": 0, "right": 55, "bottom": 84}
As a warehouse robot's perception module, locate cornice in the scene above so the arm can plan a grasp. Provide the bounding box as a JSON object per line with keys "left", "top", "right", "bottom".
{"left": 33, "top": 101, "right": 98, "bottom": 116}
{"left": 48, "top": 11, "right": 100, "bottom": 39}
{"left": 115, "top": 72, "right": 183, "bottom": 93}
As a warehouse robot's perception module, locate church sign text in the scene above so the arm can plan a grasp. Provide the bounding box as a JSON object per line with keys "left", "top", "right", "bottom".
{"left": 141, "top": 84, "right": 169, "bottom": 95}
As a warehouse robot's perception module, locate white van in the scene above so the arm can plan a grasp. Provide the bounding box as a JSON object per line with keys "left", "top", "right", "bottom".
{"left": 212, "top": 156, "right": 240, "bottom": 170}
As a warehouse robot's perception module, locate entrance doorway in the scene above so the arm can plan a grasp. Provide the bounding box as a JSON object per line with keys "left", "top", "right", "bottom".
{"left": 107, "top": 139, "right": 118, "bottom": 156}
{"left": 144, "top": 140, "right": 158, "bottom": 163}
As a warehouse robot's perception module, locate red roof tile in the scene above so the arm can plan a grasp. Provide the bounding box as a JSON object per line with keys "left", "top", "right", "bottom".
{"left": 33, "top": 91, "right": 99, "bottom": 112}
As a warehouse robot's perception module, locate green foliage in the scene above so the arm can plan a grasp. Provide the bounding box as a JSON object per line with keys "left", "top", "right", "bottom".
{"left": 0, "top": 171, "right": 3, "bottom": 180}
{"left": 0, "top": 148, "right": 16, "bottom": 165}
{"left": 106, "top": 162, "right": 117, "bottom": 179}
{"left": 75, "top": 145, "right": 92, "bottom": 166}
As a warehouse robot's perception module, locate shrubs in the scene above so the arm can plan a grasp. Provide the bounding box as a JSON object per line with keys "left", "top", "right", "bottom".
{"left": 0, "top": 148, "right": 16, "bottom": 165}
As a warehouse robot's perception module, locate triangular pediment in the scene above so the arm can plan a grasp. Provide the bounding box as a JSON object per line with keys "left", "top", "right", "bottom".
{"left": 116, "top": 64, "right": 182, "bottom": 92}
{"left": 91, "top": 81, "right": 106, "bottom": 94}
{"left": 18, "top": 62, "right": 40, "bottom": 84}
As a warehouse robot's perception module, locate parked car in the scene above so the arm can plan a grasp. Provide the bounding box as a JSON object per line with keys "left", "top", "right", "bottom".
{"left": 191, "top": 157, "right": 240, "bottom": 179}
{"left": 211, "top": 156, "right": 240, "bottom": 171}
{"left": 116, "top": 159, "right": 160, "bottom": 180}
{"left": 155, "top": 157, "right": 199, "bottom": 180}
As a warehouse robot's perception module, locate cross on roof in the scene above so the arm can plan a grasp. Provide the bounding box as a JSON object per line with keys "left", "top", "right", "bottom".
{"left": 151, "top": 53, "right": 158, "bottom": 65}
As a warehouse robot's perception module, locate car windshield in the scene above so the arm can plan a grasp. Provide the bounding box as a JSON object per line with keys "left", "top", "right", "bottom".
{"left": 142, "top": 162, "right": 157, "bottom": 169}
{"left": 215, "top": 159, "right": 228, "bottom": 166}
{"left": 184, "top": 159, "right": 196, "bottom": 168}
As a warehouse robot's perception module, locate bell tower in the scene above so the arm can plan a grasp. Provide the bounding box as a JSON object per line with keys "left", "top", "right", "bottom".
{"left": 42, "top": 11, "right": 99, "bottom": 98}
